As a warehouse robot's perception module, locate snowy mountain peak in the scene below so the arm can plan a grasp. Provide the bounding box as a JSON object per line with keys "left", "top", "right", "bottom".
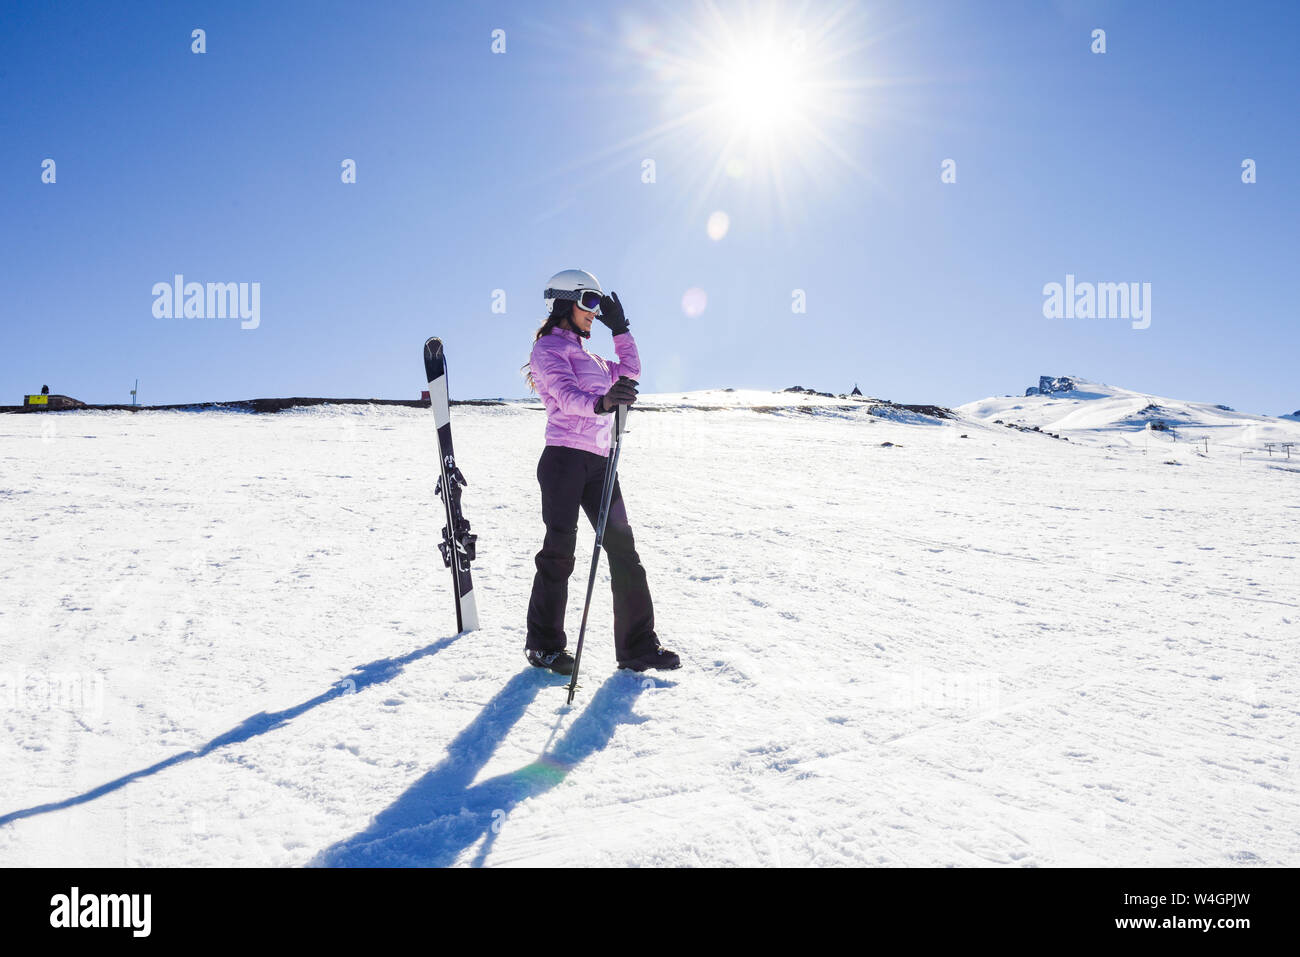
{"left": 959, "top": 377, "right": 1300, "bottom": 451}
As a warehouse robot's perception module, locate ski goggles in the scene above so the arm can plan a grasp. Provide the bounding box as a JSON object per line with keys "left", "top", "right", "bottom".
{"left": 546, "top": 288, "right": 603, "bottom": 313}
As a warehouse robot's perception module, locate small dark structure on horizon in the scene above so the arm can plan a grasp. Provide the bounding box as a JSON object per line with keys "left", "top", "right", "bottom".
{"left": 22, "top": 392, "right": 85, "bottom": 410}
{"left": 851, "top": 384, "right": 863, "bottom": 396}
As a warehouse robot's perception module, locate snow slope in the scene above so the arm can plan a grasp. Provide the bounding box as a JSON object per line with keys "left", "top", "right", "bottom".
{"left": 1, "top": 393, "right": 1297, "bottom": 867}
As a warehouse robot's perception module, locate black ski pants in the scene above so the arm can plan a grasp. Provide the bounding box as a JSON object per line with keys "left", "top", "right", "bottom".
{"left": 526, "top": 444, "right": 658, "bottom": 661}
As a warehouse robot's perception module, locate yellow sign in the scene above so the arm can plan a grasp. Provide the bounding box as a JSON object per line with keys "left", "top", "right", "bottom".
{"left": 25, "top": 395, "right": 49, "bottom": 406}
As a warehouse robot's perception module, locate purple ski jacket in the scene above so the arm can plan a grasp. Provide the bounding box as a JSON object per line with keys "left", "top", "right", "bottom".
{"left": 529, "top": 326, "right": 641, "bottom": 456}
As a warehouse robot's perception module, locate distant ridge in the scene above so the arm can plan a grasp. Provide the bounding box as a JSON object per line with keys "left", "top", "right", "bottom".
{"left": 1, "top": 390, "right": 956, "bottom": 419}
{"left": 0, "top": 396, "right": 507, "bottom": 414}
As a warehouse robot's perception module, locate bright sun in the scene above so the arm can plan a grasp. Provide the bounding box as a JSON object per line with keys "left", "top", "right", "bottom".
{"left": 713, "top": 40, "right": 807, "bottom": 135}
{"left": 581, "top": 2, "right": 885, "bottom": 227}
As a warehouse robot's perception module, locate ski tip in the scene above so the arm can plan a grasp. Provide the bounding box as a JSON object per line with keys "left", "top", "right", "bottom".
{"left": 424, "top": 337, "right": 444, "bottom": 360}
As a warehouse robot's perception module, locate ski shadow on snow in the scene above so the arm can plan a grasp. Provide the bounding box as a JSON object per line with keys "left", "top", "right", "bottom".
{"left": 311, "top": 670, "right": 659, "bottom": 867}
{"left": 0, "top": 632, "right": 466, "bottom": 829}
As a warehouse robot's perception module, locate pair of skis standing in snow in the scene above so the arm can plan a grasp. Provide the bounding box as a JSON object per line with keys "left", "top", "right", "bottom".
{"left": 423, "top": 269, "right": 680, "bottom": 702}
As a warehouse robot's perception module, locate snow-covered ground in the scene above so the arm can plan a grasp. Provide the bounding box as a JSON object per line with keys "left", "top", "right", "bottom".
{"left": 1, "top": 383, "right": 1297, "bottom": 866}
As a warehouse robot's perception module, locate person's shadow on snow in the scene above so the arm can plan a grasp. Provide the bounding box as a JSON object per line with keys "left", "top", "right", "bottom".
{"left": 311, "top": 670, "right": 658, "bottom": 867}
{"left": 0, "top": 633, "right": 466, "bottom": 828}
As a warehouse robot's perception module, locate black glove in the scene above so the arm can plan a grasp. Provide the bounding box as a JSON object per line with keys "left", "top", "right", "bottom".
{"left": 596, "top": 291, "right": 629, "bottom": 335}
{"left": 596, "top": 376, "right": 638, "bottom": 414}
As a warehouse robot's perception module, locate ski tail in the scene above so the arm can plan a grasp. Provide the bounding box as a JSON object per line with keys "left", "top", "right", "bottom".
{"left": 424, "top": 337, "right": 479, "bottom": 633}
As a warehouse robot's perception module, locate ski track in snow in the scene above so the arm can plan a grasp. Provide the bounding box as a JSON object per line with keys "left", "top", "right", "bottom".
{"left": 0, "top": 398, "right": 1296, "bottom": 867}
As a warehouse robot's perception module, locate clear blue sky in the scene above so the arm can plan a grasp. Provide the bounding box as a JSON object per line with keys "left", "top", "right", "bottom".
{"left": 2, "top": 0, "right": 1297, "bottom": 413}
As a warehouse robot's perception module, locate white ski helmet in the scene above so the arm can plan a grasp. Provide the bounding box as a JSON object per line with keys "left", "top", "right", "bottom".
{"left": 544, "top": 268, "right": 604, "bottom": 315}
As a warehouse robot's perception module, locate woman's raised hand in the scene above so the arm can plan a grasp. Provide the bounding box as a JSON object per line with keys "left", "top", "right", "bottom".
{"left": 596, "top": 291, "right": 630, "bottom": 335}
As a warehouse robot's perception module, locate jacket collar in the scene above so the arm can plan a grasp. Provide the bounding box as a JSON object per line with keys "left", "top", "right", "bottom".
{"left": 549, "top": 326, "right": 585, "bottom": 344}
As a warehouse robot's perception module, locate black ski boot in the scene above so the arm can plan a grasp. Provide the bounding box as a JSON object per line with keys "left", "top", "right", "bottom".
{"left": 617, "top": 644, "right": 681, "bottom": 672}
{"left": 527, "top": 648, "right": 575, "bottom": 675}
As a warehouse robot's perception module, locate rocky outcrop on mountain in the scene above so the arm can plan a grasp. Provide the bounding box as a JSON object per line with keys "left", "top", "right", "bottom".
{"left": 1025, "top": 375, "right": 1077, "bottom": 397}
{"left": 868, "top": 401, "right": 954, "bottom": 422}
{"left": 991, "top": 418, "right": 1069, "bottom": 441}
{"left": 786, "top": 384, "right": 880, "bottom": 402}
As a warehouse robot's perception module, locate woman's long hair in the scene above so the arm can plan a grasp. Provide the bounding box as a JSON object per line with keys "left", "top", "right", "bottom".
{"left": 522, "top": 298, "right": 575, "bottom": 393}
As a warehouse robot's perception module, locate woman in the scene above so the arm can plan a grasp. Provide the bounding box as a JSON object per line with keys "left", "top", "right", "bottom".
{"left": 524, "top": 268, "right": 680, "bottom": 675}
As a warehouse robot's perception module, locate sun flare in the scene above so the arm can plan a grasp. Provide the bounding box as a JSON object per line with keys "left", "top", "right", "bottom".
{"left": 567, "top": 2, "right": 892, "bottom": 230}
{"left": 711, "top": 39, "right": 808, "bottom": 136}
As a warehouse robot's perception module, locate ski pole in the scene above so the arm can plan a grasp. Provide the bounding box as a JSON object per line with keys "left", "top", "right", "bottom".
{"left": 567, "top": 401, "right": 629, "bottom": 704}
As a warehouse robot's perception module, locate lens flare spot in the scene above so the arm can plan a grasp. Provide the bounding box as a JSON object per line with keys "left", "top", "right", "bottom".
{"left": 681, "top": 287, "right": 708, "bottom": 318}
{"left": 706, "top": 211, "right": 730, "bottom": 241}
